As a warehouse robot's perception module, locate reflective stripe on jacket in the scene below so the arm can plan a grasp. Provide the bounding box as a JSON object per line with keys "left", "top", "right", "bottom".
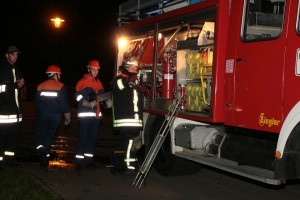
{"left": 75, "top": 74, "right": 104, "bottom": 119}
{"left": 0, "top": 59, "right": 23, "bottom": 119}
{"left": 0, "top": 114, "right": 22, "bottom": 123}
{"left": 35, "top": 78, "right": 70, "bottom": 114}
{"left": 111, "top": 70, "right": 143, "bottom": 130}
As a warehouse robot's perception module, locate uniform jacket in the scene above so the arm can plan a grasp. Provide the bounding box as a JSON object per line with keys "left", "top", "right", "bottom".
{"left": 35, "top": 78, "right": 70, "bottom": 114}
{"left": 75, "top": 74, "right": 104, "bottom": 119}
{"left": 111, "top": 69, "right": 143, "bottom": 130}
{"left": 0, "top": 58, "right": 23, "bottom": 119}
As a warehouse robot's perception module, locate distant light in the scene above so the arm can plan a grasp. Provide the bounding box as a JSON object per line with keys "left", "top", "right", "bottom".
{"left": 51, "top": 18, "right": 65, "bottom": 28}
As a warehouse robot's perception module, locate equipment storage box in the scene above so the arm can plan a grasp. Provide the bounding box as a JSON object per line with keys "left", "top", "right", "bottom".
{"left": 175, "top": 124, "right": 207, "bottom": 149}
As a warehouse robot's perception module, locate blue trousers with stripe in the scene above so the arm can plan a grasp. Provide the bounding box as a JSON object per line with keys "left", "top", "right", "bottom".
{"left": 75, "top": 118, "right": 100, "bottom": 165}
{"left": 34, "top": 112, "right": 61, "bottom": 156}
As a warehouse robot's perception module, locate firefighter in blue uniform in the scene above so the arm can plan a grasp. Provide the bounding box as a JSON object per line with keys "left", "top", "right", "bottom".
{"left": 111, "top": 57, "right": 143, "bottom": 175}
{"left": 0, "top": 46, "right": 24, "bottom": 169}
{"left": 75, "top": 60, "right": 105, "bottom": 173}
{"left": 34, "top": 65, "right": 70, "bottom": 168}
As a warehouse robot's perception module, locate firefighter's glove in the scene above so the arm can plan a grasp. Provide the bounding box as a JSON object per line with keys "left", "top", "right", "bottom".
{"left": 128, "top": 82, "right": 139, "bottom": 90}
{"left": 16, "top": 78, "right": 25, "bottom": 88}
{"left": 64, "top": 112, "right": 71, "bottom": 125}
{"left": 131, "top": 135, "right": 142, "bottom": 153}
{"left": 82, "top": 100, "right": 97, "bottom": 109}
{"left": 105, "top": 98, "right": 112, "bottom": 109}
{"left": 128, "top": 74, "right": 139, "bottom": 90}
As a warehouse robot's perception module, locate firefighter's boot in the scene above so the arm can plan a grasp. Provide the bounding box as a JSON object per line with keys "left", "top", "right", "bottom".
{"left": 123, "top": 151, "right": 139, "bottom": 176}
{"left": 39, "top": 151, "right": 49, "bottom": 168}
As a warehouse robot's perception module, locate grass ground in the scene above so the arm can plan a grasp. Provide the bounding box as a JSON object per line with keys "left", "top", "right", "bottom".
{"left": 0, "top": 167, "right": 59, "bottom": 200}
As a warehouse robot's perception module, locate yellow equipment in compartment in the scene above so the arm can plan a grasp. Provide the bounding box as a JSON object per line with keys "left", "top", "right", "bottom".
{"left": 186, "top": 84, "right": 203, "bottom": 111}
{"left": 185, "top": 50, "right": 213, "bottom": 111}
{"left": 200, "top": 64, "right": 212, "bottom": 105}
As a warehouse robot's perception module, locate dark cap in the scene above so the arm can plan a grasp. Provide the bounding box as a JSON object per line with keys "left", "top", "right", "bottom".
{"left": 6, "top": 46, "right": 21, "bottom": 54}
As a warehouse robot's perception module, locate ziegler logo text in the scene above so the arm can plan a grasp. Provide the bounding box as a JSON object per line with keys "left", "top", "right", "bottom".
{"left": 259, "top": 113, "right": 281, "bottom": 127}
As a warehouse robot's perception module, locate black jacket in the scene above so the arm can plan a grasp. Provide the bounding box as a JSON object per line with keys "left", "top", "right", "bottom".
{"left": 0, "top": 58, "right": 23, "bottom": 115}
{"left": 111, "top": 69, "right": 143, "bottom": 130}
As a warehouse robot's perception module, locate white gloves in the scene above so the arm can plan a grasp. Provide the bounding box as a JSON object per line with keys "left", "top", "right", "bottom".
{"left": 82, "top": 100, "right": 97, "bottom": 108}
{"left": 64, "top": 113, "right": 71, "bottom": 125}
{"left": 105, "top": 98, "right": 112, "bottom": 109}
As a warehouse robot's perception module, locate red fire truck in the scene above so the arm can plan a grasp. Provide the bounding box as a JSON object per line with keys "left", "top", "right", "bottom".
{"left": 115, "top": 0, "right": 298, "bottom": 185}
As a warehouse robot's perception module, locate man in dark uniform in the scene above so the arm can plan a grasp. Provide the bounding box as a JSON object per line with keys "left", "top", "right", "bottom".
{"left": 111, "top": 57, "right": 143, "bottom": 175}
{"left": 0, "top": 46, "right": 25, "bottom": 169}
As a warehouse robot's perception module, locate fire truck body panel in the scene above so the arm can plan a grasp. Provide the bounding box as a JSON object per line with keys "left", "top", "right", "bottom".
{"left": 225, "top": 0, "right": 285, "bottom": 133}
{"left": 116, "top": 0, "right": 300, "bottom": 185}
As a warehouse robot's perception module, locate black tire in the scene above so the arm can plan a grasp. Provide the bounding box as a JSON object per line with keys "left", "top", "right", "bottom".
{"left": 150, "top": 116, "right": 202, "bottom": 176}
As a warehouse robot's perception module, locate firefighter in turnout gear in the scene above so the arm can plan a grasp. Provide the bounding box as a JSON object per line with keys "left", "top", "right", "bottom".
{"left": 75, "top": 60, "right": 105, "bottom": 174}
{"left": 34, "top": 65, "right": 70, "bottom": 168}
{"left": 111, "top": 57, "right": 143, "bottom": 175}
{"left": 0, "top": 46, "right": 25, "bottom": 169}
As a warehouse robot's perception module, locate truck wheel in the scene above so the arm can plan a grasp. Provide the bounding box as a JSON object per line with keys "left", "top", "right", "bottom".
{"left": 150, "top": 116, "right": 202, "bottom": 176}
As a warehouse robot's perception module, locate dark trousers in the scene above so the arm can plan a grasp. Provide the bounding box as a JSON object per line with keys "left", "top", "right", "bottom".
{"left": 75, "top": 118, "right": 100, "bottom": 165}
{"left": 117, "top": 127, "right": 140, "bottom": 169}
{"left": 116, "top": 128, "right": 140, "bottom": 170}
{"left": 117, "top": 128, "right": 140, "bottom": 155}
{"left": 0, "top": 122, "right": 21, "bottom": 161}
{"left": 34, "top": 112, "right": 61, "bottom": 156}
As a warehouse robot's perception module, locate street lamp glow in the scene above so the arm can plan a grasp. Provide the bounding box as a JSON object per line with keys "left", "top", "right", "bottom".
{"left": 51, "top": 18, "right": 65, "bottom": 28}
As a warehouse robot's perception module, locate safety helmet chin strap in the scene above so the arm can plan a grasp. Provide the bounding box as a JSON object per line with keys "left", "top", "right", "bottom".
{"left": 88, "top": 67, "right": 94, "bottom": 77}
{"left": 54, "top": 73, "right": 60, "bottom": 82}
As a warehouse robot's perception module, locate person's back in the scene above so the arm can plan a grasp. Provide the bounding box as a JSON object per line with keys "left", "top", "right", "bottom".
{"left": 35, "top": 79, "right": 68, "bottom": 113}
{"left": 34, "top": 65, "right": 70, "bottom": 168}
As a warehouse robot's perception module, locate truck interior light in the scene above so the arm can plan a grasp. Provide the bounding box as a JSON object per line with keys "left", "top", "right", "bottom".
{"left": 158, "top": 33, "right": 162, "bottom": 41}
{"left": 118, "top": 39, "right": 127, "bottom": 48}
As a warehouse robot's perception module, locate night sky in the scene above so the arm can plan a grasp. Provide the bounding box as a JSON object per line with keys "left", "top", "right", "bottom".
{"left": 0, "top": 0, "right": 127, "bottom": 90}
